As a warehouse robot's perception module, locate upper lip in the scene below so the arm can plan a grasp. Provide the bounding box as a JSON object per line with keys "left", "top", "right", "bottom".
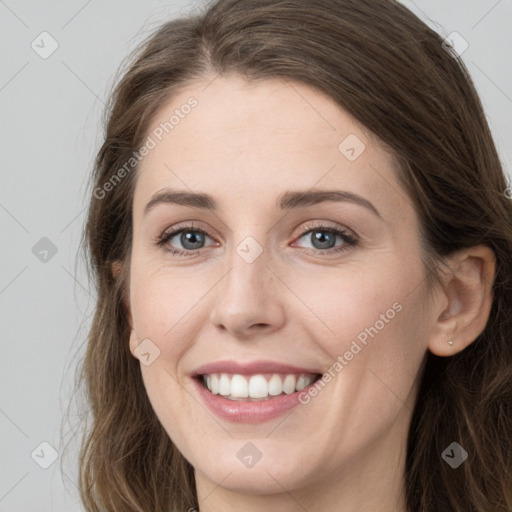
{"left": 192, "top": 360, "right": 322, "bottom": 377}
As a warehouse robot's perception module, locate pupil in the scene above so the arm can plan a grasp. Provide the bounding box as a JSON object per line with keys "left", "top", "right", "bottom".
{"left": 182, "top": 231, "right": 204, "bottom": 249}
{"left": 313, "top": 230, "right": 335, "bottom": 249}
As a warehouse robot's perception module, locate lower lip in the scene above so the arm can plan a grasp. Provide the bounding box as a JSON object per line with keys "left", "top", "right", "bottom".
{"left": 192, "top": 376, "right": 318, "bottom": 423}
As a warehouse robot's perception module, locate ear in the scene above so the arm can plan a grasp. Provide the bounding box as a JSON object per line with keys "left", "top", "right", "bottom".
{"left": 428, "top": 245, "right": 496, "bottom": 357}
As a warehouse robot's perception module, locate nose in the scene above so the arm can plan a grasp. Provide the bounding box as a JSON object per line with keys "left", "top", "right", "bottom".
{"left": 208, "top": 240, "right": 287, "bottom": 339}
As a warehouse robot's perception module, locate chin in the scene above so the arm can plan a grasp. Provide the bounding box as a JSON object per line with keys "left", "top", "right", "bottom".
{"left": 190, "top": 443, "right": 319, "bottom": 495}
{"left": 198, "top": 464, "right": 308, "bottom": 495}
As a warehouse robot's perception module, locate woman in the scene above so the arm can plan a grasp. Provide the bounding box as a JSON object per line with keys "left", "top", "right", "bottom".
{"left": 77, "top": 0, "right": 512, "bottom": 510}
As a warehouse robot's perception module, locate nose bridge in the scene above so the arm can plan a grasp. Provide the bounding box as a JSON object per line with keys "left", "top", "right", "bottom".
{"left": 208, "top": 228, "right": 286, "bottom": 336}
{"left": 224, "top": 220, "right": 272, "bottom": 282}
{"left": 221, "top": 230, "right": 272, "bottom": 307}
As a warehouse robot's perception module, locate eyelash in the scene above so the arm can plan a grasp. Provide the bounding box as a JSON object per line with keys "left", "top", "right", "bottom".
{"left": 155, "top": 223, "right": 358, "bottom": 257}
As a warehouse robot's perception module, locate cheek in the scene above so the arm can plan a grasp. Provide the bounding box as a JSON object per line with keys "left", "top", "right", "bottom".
{"left": 290, "top": 256, "right": 423, "bottom": 354}
{"left": 129, "top": 269, "right": 197, "bottom": 444}
{"left": 293, "top": 255, "right": 428, "bottom": 411}
{"left": 129, "top": 265, "right": 207, "bottom": 363}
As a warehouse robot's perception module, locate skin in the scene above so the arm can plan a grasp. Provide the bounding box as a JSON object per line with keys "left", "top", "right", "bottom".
{"left": 119, "top": 74, "right": 495, "bottom": 512}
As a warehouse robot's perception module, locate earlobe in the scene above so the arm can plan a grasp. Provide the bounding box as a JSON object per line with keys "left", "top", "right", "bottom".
{"left": 427, "top": 245, "right": 495, "bottom": 357}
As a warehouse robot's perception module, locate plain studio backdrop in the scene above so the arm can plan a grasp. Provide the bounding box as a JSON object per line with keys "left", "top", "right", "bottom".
{"left": 0, "top": 0, "right": 511, "bottom": 510}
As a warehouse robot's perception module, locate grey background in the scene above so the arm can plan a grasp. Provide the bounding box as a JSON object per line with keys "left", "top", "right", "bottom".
{"left": 1, "top": 1, "right": 511, "bottom": 510}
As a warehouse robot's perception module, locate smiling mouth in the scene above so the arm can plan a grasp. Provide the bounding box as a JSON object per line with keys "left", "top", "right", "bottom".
{"left": 196, "top": 372, "right": 322, "bottom": 401}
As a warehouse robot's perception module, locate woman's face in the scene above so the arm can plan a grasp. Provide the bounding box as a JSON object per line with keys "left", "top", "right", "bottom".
{"left": 127, "top": 75, "right": 437, "bottom": 501}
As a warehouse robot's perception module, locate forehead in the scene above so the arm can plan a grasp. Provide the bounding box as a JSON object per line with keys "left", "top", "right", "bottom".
{"left": 133, "top": 75, "right": 403, "bottom": 219}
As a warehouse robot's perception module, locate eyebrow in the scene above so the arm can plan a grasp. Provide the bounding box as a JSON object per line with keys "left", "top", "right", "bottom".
{"left": 144, "top": 188, "right": 382, "bottom": 219}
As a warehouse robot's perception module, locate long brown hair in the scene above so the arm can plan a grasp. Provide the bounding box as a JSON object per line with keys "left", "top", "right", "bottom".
{"left": 74, "top": 0, "right": 512, "bottom": 510}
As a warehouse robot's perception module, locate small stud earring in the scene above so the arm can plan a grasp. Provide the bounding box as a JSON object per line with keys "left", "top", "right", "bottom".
{"left": 448, "top": 340, "right": 454, "bottom": 346}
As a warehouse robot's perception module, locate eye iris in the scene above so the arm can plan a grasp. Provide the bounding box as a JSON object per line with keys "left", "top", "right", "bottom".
{"left": 181, "top": 231, "right": 204, "bottom": 250}
{"left": 312, "top": 230, "right": 335, "bottom": 250}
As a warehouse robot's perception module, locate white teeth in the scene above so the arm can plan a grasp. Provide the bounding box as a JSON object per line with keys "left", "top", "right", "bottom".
{"left": 296, "top": 375, "right": 309, "bottom": 391}
{"left": 283, "top": 374, "right": 296, "bottom": 394}
{"left": 210, "top": 374, "right": 219, "bottom": 394}
{"left": 230, "top": 374, "right": 249, "bottom": 398}
{"left": 268, "top": 374, "right": 282, "bottom": 396}
{"left": 201, "top": 373, "right": 317, "bottom": 399}
{"left": 249, "top": 375, "right": 268, "bottom": 398}
{"left": 218, "top": 374, "right": 231, "bottom": 395}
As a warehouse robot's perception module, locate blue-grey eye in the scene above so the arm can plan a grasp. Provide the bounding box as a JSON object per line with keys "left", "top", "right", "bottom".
{"left": 309, "top": 230, "right": 337, "bottom": 250}
{"left": 179, "top": 230, "right": 206, "bottom": 250}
